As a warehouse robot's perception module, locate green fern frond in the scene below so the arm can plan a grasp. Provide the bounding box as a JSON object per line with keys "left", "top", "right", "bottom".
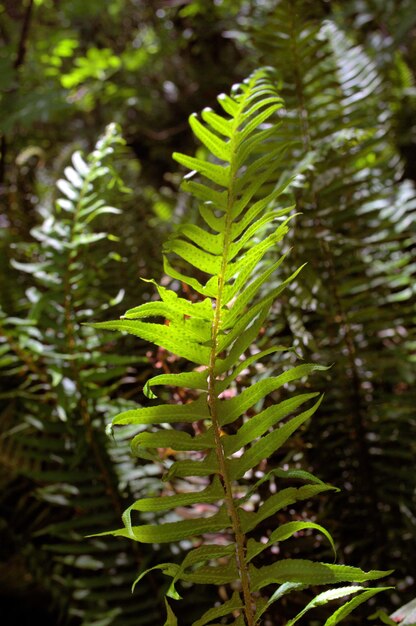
{"left": 95, "top": 70, "right": 390, "bottom": 626}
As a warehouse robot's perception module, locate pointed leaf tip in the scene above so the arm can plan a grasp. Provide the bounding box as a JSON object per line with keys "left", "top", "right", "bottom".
{"left": 164, "top": 598, "right": 178, "bottom": 626}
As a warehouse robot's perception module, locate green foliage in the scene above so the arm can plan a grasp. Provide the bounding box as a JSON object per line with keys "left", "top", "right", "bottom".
{"left": 249, "top": 0, "right": 416, "bottom": 593}
{"left": 94, "top": 70, "right": 390, "bottom": 626}
{"left": 332, "top": 0, "right": 416, "bottom": 181}
{"left": 1, "top": 1, "right": 415, "bottom": 623}
{"left": 0, "top": 125, "right": 165, "bottom": 625}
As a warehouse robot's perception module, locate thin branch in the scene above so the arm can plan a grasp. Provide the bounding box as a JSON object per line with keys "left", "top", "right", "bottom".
{"left": 14, "top": 0, "right": 34, "bottom": 70}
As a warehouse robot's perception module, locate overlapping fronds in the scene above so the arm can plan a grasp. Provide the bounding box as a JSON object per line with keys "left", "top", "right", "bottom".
{"left": 95, "top": 70, "right": 390, "bottom": 626}
{"left": 333, "top": 0, "right": 416, "bottom": 182}
{"left": 0, "top": 125, "right": 165, "bottom": 625}
{"left": 250, "top": 0, "right": 416, "bottom": 593}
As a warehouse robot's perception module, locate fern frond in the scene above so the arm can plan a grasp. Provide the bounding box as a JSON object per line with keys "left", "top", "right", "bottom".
{"left": 96, "top": 70, "right": 390, "bottom": 626}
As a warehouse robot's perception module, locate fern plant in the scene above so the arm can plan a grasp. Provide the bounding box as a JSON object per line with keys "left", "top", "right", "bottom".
{"left": 94, "top": 70, "right": 390, "bottom": 626}
{"left": 248, "top": 0, "right": 416, "bottom": 594}
{"left": 0, "top": 124, "right": 167, "bottom": 625}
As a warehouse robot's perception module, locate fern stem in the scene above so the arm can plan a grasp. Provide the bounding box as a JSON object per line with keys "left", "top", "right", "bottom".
{"left": 207, "top": 321, "right": 255, "bottom": 625}
{"left": 206, "top": 123, "right": 255, "bottom": 626}
{"left": 207, "top": 317, "right": 255, "bottom": 626}
{"left": 62, "top": 168, "right": 124, "bottom": 519}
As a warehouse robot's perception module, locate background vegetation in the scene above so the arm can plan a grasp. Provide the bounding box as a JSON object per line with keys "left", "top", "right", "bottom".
{"left": 0, "top": 1, "right": 415, "bottom": 625}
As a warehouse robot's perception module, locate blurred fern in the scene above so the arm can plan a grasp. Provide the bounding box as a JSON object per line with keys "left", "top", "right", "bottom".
{"left": 0, "top": 124, "right": 165, "bottom": 625}
{"left": 249, "top": 0, "right": 416, "bottom": 598}
{"left": 94, "top": 70, "right": 390, "bottom": 626}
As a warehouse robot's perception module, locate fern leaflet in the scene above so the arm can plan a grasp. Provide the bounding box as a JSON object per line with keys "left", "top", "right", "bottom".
{"left": 94, "top": 70, "right": 390, "bottom": 626}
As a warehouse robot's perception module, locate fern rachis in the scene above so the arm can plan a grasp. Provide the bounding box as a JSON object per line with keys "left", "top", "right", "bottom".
{"left": 94, "top": 70, "right": 390, "bottom": 626}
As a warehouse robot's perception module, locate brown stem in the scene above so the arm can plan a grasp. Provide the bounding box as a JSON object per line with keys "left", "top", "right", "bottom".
{"left": 207, "top": 304, "right": 254, "bottom": 626}
{"left": 0, "top": 135, "right": 6, "bottom": 186}
{"left": 205, "top": 125, "right": 254, "bottom": 625}
{"left": 14, "top": 0, "right": 34, "bottom": 70}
